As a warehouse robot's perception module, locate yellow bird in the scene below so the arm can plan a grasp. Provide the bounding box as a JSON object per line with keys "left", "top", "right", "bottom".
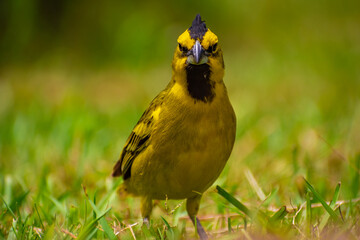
{"left": 113, "top": 14, "right": 236, "bottom": 239}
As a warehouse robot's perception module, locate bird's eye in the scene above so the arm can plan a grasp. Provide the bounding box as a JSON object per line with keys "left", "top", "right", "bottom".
{"left": 208, "top": 43, "right": 217, "bottom": 53}
{"left": 178, "top": 44, "right": 188, "bottom": 53}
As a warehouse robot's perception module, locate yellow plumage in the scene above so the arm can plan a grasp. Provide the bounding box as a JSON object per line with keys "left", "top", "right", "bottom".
{"left": 113, "top": 14, "right": 236, "bottom": 239}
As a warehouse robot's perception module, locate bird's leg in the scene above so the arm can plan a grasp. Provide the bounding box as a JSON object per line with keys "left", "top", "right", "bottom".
{"left": 191, "top": 216, "right": 208, "bottom": 240}
{"left": 141, "top": 197, "right": 153, "bottom": 227}
{"left": 187, "top": 195, "right": 208, "bottom": 240}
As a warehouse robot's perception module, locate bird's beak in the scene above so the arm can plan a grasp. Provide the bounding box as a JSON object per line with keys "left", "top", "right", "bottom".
{"left": 187, "top": 40, "right": 208, "bottom": 65}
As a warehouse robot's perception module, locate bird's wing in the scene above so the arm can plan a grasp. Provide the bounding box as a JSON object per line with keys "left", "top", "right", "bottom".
{"left": 112, "top": 88, "right": 168, "bottom": 179}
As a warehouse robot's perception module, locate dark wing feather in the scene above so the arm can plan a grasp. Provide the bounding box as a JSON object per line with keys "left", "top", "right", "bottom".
{"left": 112, "top": 87, "right": 169, "bottom": 179}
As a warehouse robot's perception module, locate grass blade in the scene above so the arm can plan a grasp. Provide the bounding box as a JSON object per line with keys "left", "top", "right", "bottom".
{"left": 160, "top": 216, "right": 172, "bottom": 231}
{"left": 97, "top": 177, "right": 122, "bottom": 209}
{"left": 81, "top": 184, "right": 116, "bottom": 240}
{"left": 216, "top": 185, "right": 252, "bottom": 217}
{"left": 330, "top": 182, "right": 341, "bottom": 208}
{"left": 34, "top": 203, "right": 45, "bottom": 230}
{"left": 0, "top": 194, "right": 17, "bottom": 219}
{"left": 45, "top": 194, "right": 67, "bottom": 215}
{"left": 351, "top": 155, "right": 360, "bottom": 198}
{"left": 261, "top": 187, "right": 279, "bottom": 207}
{"left": 319, "top": 182, "right": 341, "bottom": 231}
{"left": 160, "top": 216, "right": 174, "bottom": 239}
{"left": 86, "top": 197, "right": 116, "bottom": 240}
{"left": 227, "top": 217, "right": 232, "bottom": 233}
{"left": 270, "top": 206, "right": 287, "bottom": 222}
{"left": 267, "top": 206, "right": 287, "bottom": 229}
{"left": 157, "top": 227, "right": 164, "bottom": 240}
{"left": 141, "top": 224, "right": 154, "bottom": 238}
{"left": 306, "top": 192, "right": 311, "bottom": 235}
{"left": 244, "top": 168, "right": 266, "bottom": 201}
{"left": 77, "top": 208, "right": 111, "bottom": 240}
{"left": 43, "top": 224, "right": 55, "bottom": 240}
{"left": 303, "top": 178, "right": 338, "bottom": 220}
{"left": 9, "top": 190, "right": 29, "bottom": 214}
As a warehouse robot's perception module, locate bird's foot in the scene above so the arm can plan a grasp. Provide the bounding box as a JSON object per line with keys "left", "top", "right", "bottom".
{"left": 192, "top": 217, "right": 208, "bottom": 240}
{"left": 143, "top": 217, "right": 150, "bottom": 227}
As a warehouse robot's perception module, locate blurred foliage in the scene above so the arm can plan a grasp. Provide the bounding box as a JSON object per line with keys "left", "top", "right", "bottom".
{"left": 0, "top": 0, "right": 359, "bottom": 71}
{"left": 0, "top": 0, "right": 360, "bottom": 238}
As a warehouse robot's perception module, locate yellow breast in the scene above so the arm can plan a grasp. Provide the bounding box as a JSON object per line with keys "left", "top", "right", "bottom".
{"left": 125, "top": 81, "right": 236, "bottom": 199}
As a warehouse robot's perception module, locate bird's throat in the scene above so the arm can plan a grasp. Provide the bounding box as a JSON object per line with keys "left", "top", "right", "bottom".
{"left": 185, "top": 64, "right": 215, "bottom": 103}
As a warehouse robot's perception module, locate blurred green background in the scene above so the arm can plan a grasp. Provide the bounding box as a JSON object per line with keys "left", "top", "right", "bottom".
{"left": 0, "top": 0, "right": 360, "bottom": 238}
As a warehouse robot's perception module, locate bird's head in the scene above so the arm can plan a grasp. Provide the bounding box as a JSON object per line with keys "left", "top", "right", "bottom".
{"left": 172, "top": 14, "right": 224, "bottom": 84}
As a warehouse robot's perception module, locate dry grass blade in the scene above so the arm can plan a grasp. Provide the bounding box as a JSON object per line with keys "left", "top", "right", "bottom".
{"left": 244, "top": 168, "right": 266, "bottom": 201}
{"left": 61, "top": 229, "right": 77, "bottom": 239}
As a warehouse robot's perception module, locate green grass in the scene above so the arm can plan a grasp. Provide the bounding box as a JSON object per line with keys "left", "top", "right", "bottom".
{"left": 0, "top": 66, "right": 359, "bottom": 239}
{"left": 1, "top": 1, "right": 360, "bottom": 237}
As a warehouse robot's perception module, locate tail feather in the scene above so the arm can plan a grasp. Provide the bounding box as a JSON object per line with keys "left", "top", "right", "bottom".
{"left": 112, "top": 160, "right": 122, "bottom": 177}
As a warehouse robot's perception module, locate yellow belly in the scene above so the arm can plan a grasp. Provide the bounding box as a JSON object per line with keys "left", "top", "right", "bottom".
{"left": 124, "top": 93, "right": 236, "bottom": 200}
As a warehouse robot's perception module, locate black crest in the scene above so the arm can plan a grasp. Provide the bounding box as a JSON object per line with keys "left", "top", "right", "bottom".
{"left": 188, "top": 14, "right": 208, "bottom": 40}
